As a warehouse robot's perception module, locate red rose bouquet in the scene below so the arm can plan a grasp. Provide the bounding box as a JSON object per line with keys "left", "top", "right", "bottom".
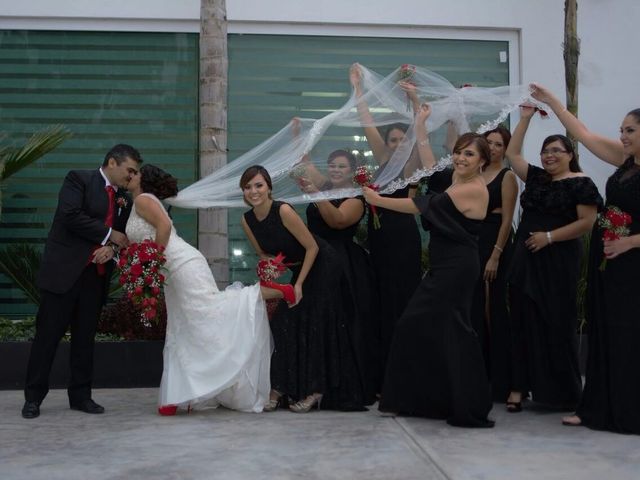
{"left": 256, "top": 253, "right": 296, "bottom": 305}
{"left": 117, "top": 239, "right": 167, "bottom": 324}
{"left": 353, "top": 165, "right": 381, "bottom": 229}
{"left": 398, "top": 64, "right": 417, "bottom": 111}
{"left": 597, "top": 205, "right": 632, "bottom": 271}
{"left": 256, "top": 253, "right": 288, "bottom": 283}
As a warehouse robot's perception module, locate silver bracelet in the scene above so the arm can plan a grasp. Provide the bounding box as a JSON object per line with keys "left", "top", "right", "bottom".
{"left": 418, "top": 139, "right": 429, "bottom": 147}
{"left": 546, "top": 231, "right": 553, "bottom": 244}
{"left": 493, "top": 244, "right": 503, "bottom": 253}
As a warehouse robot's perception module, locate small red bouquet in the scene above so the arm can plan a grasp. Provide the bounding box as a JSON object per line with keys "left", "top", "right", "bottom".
{"left": 597, "top": 205, "right": 632, "bottom": 271}
{"left": 256, "top": 253, "right": 288, "bottom": 282}
{"left": 117, "top": 239, "right": 167, "bottom": 324}
{"left": 353, "top": 165, "right": 381, "bottom": 229}
{"left": 256, "top": 253, "right": 296, "bottom": 306}
{"left": 398, "top": 64, "right": 417, "bottom": 111}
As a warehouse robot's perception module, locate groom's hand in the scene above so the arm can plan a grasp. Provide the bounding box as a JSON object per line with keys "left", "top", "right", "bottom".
{"left": 92, "top": 245, "right": 114, "bottom": 264}
{"left": 109, "top": 230, "right": 129, "bottom": 248}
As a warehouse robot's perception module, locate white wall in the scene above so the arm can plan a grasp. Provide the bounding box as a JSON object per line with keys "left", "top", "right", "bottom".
{"left": 2, "top": 0, "right": 638, "bottom": 193}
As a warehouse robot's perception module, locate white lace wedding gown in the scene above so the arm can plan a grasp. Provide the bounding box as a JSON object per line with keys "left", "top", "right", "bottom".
{"left": 126, "top": 193, "right": 271, "bottom": 412}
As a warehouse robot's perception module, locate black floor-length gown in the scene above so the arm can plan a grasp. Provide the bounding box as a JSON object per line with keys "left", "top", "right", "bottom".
{"left": 425, "top": 168, "right": 514, "bottom": 401}
{"left": 367, "top": 185, "right": 422, "bottom": 381}
{"left": 576, "top": 158, "right": 640, "bottom": 433}
{"left": 244, "top": 201, "right": 365, "bottom": 411}
{"left": 471, "top": 168, "right": 514, "bottom": 401}
{"left": 508, "top": 165, "right": 602, "bottom": 408}
{"left": 307, "top": 198, "right": 379, "bottom": 404}
{"left": 379, "top": 191, "right": 494, "bottom": 428}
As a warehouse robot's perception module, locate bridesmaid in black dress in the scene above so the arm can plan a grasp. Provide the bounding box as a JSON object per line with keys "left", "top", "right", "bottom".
{"left": 301, "top": 149, "right": 379, "bottom": 404}
{"left": 504, "top": 106, "right": 602, "bottom": 411}
{"left": 350, "top": 64, "right": 422, "bottom": 380}
{"left": 240, "top": 166, "right": 365, "bottom": 413}
{"left": 532, "top": 85, "right": 640, "bottom": 433}
{"left": 475, "top": 127, "right": 518, "bottom": 402}
{"left": 365, "top": 126, "right": 494, "bottom": 428}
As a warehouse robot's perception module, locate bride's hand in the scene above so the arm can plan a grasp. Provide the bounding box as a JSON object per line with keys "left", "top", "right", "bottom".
{"left": 290, "top": 283, "right": 303, "bottom": 308}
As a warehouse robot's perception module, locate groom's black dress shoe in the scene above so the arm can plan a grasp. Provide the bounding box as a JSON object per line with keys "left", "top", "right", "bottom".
{"left": 70, "top": 399, "right": 105, "bottom": 414}
{"left": 22, "top": 401, "right": 41, "bottom": 419}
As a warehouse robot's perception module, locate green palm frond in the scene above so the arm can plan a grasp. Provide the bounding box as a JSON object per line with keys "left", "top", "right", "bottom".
{"left": 0, "top": 244, "right": 42, "bottom": 306}
{"left": 0, "top": 125, "right": 72, "bottom": 181}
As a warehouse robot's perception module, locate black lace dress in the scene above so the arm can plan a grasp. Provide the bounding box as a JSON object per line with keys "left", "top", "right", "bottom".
{"left": 379, "top": 192, "right": 494, "bottom": 428}
{"left": 508, "top": 165, "right": 603, "bottom": 408}
{"left": 306, "top": 198, "right": 379, "bottom": 404}
{"left": 367, "top": 185, "right": 422, "bottom": 381}
{"left": 576, "top": 158, "right": 640, "bottom": 433}
{"left": 244, "top": 201, "right": 365, "bottom": 411}
{"left": 471, "top": 168, "right": 514, "bottom": 401}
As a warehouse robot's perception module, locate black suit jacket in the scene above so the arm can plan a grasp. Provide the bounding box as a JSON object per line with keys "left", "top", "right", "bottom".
{"left": 37, "top": 169, "right": 132, "bottom": 294}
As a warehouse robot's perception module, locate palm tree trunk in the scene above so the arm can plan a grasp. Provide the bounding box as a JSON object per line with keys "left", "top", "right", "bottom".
{"left": 199, "top": 0, "right": 229, "bottom": 285}
{"left": 564, "top": 0, "right": 580, "bottom": 142}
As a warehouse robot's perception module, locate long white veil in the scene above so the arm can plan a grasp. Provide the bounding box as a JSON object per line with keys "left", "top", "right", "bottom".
{"left": 166, "top": 64, "right": 543, "bottom": 209}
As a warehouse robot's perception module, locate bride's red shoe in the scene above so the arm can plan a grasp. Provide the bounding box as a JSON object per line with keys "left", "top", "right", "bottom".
{"left": 158, "top": 405, "right": 178, "bottom": 416}
{"left": 261, "top": 281, "right": 296, "bottom": 305}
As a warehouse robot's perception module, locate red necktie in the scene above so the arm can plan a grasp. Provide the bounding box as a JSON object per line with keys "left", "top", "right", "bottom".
{"left": 89, "top": 185, "right": 116, "bottom": 275}
{"left": 105, "top": 185, "right": 115, "bottom": 228}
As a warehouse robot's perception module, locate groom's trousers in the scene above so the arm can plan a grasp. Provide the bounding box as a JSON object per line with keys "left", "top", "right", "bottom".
{"left": 25, "top": 264, "right": 106, "bottom": 404}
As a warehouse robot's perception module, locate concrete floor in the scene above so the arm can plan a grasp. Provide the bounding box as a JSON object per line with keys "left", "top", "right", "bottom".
{"left": 1, "top": 388, "right": 639, "bottom": 480}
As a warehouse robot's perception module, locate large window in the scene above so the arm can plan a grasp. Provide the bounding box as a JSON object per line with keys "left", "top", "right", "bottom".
{"left": 227, "top": 33, "right": 510, "bottom": 283}
{"left": 0, "top": 30, "right": 199, "bottom": 316}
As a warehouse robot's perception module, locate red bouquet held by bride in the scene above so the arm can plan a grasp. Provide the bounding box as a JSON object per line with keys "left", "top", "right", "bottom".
{"left": 353, "top": 165, "right": 381, "bottom": 229}
{"left": 118, "top": 239, "right": 167, "bottom": 324}
{"left": 598, "top": 205, "right": 632, "bottom": 271}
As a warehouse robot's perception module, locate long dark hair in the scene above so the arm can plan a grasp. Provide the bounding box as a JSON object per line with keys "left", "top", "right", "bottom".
{"left": 541, "top": 135, "right": 581, "bottom": 172}
{"left": 453, "top": 133, "right": 491, "bottom": 169}
{"left": 383, "top": 123, "right": 408, "bottom": 145}
{"left": 483, "top": 125, "right": 511, "bottom": 149}
{"left": 239, "top": 165, "right": 273, "bottom": 207}
{"left": 140, "top": 164, "right": 178, "bottom": 199}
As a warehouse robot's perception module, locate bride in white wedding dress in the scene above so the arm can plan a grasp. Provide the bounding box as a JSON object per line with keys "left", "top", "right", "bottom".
{"left": 125, "top": 165, "right": 283, "bottom": 414}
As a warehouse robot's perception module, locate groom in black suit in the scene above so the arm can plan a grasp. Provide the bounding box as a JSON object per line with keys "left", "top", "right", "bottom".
{"left": 21, "top": 144, "right": 142, "bottom": 419}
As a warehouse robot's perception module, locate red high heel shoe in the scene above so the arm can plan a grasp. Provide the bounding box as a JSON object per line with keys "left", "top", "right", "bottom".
{"left": 261, "top": 281, "right": 296, "bottom": 305}
{"left": 158, "top": 405, "right": 177, "bottom": 416}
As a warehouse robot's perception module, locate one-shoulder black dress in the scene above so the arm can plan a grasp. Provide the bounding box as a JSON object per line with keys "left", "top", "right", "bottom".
{"left": 379, "top": 192, "right": 494, "bottom": 428}
{"left": 508, "top": 165, "right": 602, "bottom": 408}
{"left": 576, "top": 158, "right": 640, "bottom": 433}
{"left": 244, "top": 201, "right": 365, "bottom": 410}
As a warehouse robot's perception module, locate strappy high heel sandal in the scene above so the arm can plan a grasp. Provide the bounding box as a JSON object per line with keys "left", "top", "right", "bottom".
{"left": 289, "top": 393, "right": 323, "bottom": 413}
{"left": 263, "top": 390, "right": 283, "bottom": 412}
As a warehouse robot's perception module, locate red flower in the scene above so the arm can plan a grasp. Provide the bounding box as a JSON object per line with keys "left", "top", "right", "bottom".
{"left": 597, "top": 205, "right": 633, "bottom": 271}
{"left": 130, "top": 263, "right": 143, "bottom": 276}
{"left": 117, "top": 239, "right": 167, "bottom": 323}
{"left": 352, "top": 165, "right": 382, "bottom": 229}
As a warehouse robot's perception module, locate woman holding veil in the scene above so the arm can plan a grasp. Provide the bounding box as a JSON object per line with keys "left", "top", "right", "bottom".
{"left": 365, "top": 104, "right": 495, "bottom": 428}
{"left": 349, "top": 64, "right": 422, "bottom": 384}
{"left": 125, "top": 165, "right": 275, "bottom": 414}
{"left": 298, "top": 149, "right": 379, "bottom": 404}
